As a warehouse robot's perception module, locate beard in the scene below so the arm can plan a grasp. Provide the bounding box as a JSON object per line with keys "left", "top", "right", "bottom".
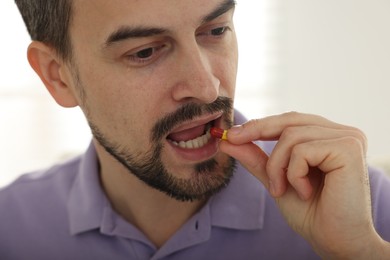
{"left": 88, "top": 96, "right": 236, "bottom": 202}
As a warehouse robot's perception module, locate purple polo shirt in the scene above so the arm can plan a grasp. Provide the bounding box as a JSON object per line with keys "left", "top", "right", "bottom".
{"left": 1, "top": 134, "right": 390, "bottom": 258}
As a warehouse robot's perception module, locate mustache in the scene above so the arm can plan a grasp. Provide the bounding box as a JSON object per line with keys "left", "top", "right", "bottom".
{"left": 151, "top": 96, "right": 233, "bottom": 142}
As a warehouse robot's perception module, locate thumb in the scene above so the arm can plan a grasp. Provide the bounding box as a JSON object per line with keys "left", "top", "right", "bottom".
{"left": 219, "top": 141, "right": 270, "bottom": 191}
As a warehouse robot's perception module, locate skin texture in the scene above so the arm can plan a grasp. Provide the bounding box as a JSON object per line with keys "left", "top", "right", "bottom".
{"left": 25, "top": 0, "right": 390, "bottom": 257}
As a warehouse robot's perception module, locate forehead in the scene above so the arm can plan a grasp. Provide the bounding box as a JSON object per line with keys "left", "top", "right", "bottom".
{"left": 70, "top": 0, "right": 233, "bottom": 44}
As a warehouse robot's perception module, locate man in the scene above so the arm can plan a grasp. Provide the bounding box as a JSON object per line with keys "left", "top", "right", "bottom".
{"left": 1, "top": 0, "right": 390, "bottom": 259}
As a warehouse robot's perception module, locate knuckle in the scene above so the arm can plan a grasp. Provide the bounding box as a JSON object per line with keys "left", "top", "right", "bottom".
{"left": 355, "top": 128, "right": 368, "bottom": 148}
{"left": 343, "top": 136, "right": 365, "bottom": 151}
{"left": 347, "top": 127, "right": 368, "bottom": 151}
{"left": 281, "top": 126, "right": 299, "bottom": 139}
{"left": 286, "top": 111, "right": 300, "bottom": 116}
{"left": 243, "top": 118, "right": 261, "bottom": 130}
{"left": 282, "top": 111, "right": 300, "bottom": 120}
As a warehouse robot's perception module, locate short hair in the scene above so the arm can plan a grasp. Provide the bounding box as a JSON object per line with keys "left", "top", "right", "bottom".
{"left": 15, "top": 0, "right": 73, "bottom": 62}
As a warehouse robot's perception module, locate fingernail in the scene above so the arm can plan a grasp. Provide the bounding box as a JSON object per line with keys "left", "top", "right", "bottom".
{"left": 228, "top": 125, "right": 243, "bottom": 136}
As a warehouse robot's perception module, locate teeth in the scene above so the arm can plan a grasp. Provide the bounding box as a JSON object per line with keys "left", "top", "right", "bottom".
{"left": 171, "top": 130, "right": 212, "bottom": 149}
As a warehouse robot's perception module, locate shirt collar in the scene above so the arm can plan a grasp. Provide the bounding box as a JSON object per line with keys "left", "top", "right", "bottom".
{"left": 67, "top": 145, "right": 268, "bottom": 237}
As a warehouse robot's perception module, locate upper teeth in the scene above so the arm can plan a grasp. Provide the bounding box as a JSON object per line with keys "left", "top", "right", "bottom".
{"left": 170, "top": 130, "right": 211, "bottom": 149}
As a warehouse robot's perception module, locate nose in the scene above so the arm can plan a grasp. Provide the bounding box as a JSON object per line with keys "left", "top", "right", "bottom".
{"left": 171, "top": 43, "right": 220, "bottom": 104}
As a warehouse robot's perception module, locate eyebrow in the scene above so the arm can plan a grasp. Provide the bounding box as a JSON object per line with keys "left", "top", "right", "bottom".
{"left": 105, "top": 27, "right": 168, "bottom": 47}
{"left": 103, "top": 0, "right": 236, "bottom": 47}
{"left": 202, "top": 0, "right": 236, "bottom": 24}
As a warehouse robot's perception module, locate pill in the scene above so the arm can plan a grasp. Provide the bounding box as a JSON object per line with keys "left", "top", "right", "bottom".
{"left": 210, "top": 127, "right": 228, "bottom": 140}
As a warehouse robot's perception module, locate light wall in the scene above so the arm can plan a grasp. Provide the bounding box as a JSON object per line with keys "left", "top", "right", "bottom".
{"left": 279, "top": 0, "right": 390, "bottom": 161}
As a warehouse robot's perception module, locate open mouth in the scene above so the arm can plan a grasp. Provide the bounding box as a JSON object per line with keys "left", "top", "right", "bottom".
{"left": 167, "top": 120, "right": 216, "bottom": 149}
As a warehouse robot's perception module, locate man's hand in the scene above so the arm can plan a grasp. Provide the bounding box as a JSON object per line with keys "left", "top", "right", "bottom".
{"left": 220, "top": 112, "right": 389, "bottom": 258}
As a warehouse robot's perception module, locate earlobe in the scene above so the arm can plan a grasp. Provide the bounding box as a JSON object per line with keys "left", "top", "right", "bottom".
{"left": 27, "top": 41, "right": 79, "bottom": 108}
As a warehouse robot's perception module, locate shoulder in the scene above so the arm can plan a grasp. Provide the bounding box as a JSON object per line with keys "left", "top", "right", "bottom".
{"left": 0, "top": 156, "right": 84, "bottom": 256}
{"left": 368, "top": 166, "right": 390, "bottom": 241}
{"left": 369, "top": 165, "right": 390, "bottom": 199}
{"left": 0, "top": 156, "right": 81, "bottom": 232}
{"left": 0, "top": 156, "right": 81, "bottom": 203}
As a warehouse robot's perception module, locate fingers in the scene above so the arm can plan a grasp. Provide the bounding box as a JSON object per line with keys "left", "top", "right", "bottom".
{"left": 284, "top": 137, "right": 361, "bottom": 200}
{"left": 267, "top": 125, "right": 366, "bottom": 198}
{"left": 224, "top": 111, "right": 368, "bottom": 199}
{"left": 228, "top": 112, "right": 367, "bottom": 153}
{"left": 222, "top": 112, "right": 375, "bottom": 257}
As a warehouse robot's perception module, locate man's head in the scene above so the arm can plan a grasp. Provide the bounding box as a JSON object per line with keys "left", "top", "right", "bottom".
{"left": 17, "top": 0, "right": 239, "bottom": 201}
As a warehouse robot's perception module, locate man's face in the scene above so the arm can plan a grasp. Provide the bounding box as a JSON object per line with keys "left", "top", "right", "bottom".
{"left": 67, "top": 0, "right": 239, "bottom": 201}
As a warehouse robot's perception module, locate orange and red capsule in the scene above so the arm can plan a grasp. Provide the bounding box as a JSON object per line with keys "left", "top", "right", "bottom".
{"left": 210, "top": 127, "right": 228, "bottom": 141}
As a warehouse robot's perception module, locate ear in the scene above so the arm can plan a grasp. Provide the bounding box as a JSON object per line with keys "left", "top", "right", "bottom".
{"left": 27, "top": 41, "right": 79, "bottom": 108}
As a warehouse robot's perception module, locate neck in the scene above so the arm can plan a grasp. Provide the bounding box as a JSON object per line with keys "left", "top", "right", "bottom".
{"left": 95, "top": 143, "right": 206, "bottom": 248}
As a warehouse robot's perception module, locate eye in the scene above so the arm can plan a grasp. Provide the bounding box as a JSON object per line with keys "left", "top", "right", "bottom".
{"left": 211, "top": 26, "right": 227, "bottom": 36}
{"left": 126, "top": 44, "right": 166, "bottom": 65}
{"left": 197, "top": 25, "right": 231, "bottom": 38}
{"left": 136, "top": 47, "right": 154, "bottom": 59}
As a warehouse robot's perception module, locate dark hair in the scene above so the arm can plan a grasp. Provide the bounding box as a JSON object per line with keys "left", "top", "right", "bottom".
{"left": 14, "top": 0, "right": 73, "bottom": 61}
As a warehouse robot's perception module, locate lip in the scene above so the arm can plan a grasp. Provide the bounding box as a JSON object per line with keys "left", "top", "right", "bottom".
{"left": 168, "top": 112, "right": 224, "bottom": 135}
{"left": 165, "top": 111, "right": 224, "bottom": 162}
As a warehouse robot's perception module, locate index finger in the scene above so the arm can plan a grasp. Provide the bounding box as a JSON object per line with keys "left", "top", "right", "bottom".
{"left": 227, "top": 112, "right": 358, "bottom": 144}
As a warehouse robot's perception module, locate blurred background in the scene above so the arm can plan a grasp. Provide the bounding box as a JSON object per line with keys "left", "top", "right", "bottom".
{"left": 1, "top": 0, "right": 390, "bottom": 187}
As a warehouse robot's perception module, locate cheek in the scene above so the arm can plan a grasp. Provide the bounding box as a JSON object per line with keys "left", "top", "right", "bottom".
{"left": 72, "top": 52, "right": 169, "bottom": 147}
{"left": 79, "top": 76, "right": 158, "bottom": 147}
